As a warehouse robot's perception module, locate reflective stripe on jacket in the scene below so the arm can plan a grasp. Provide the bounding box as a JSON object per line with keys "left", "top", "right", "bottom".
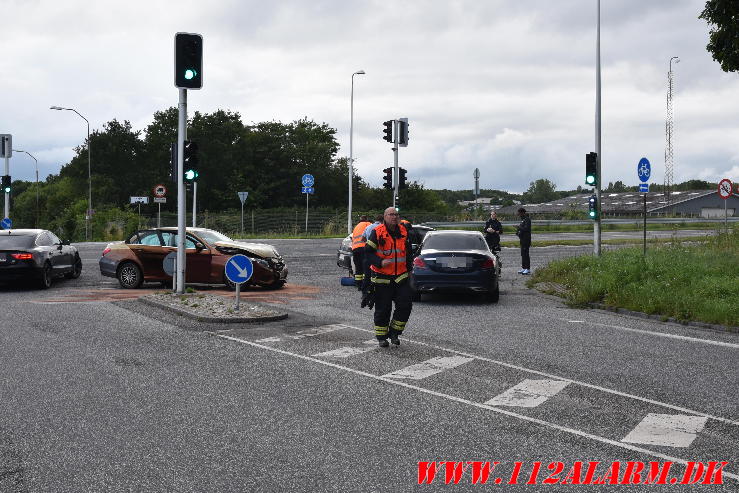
{"left": 367, "top": 224, "right": 409, "bottom": 276}
{"left": 352, "top": 221, "right": 371, "bottom": 249}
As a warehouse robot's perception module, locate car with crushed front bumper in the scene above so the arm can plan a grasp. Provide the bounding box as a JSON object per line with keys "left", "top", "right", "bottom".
{"left": 99, "top": 227, "right": 287, "bottom": 289}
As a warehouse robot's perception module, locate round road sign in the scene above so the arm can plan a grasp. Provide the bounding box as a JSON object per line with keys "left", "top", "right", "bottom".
{"left": 301, "top": 174, "right": 315, "bottom": 187}
{"left": 718, "top": 178, "right": 733, "bottom": 200}
{"left": 163, "top": 252, "right": 177, "bottom": 276}
{"left": 153, "top": 184, "right": 167, "bottom": 197}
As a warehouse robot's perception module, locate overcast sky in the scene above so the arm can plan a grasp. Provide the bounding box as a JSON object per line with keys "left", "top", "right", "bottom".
{"left": 2, "top": 0, "right": 737, "bottom": 193}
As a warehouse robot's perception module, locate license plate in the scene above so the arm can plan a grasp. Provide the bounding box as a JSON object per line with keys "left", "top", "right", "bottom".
{"left": 441, "top": 257, "right": 467, "bottom": 268}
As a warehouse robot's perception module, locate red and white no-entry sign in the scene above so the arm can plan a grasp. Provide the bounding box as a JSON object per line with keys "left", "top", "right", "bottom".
{"left": 717, "top": 178, "right": 733, "bottom": 200}
{"left": 153, "top": 184, "right": 167, "bottom": 198}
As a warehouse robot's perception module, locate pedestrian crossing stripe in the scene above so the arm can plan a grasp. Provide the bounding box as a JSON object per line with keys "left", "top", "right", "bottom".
{"left": 485, "top": 379, "right": 570, "bottom": 408}
{"left": 382, "top": 356, "right": 474, "bottom": 380}
{"left": 622, "top": 413, "right": 709, "bottom": 448}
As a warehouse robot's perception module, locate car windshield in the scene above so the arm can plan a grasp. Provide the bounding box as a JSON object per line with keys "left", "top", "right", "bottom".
{"left": 423, "top": 234, "right": 486, "bottom": 251}
{"left": 197, "top": 230, "right": 233, "bottom": 245}
{"left": 0, "top": 235, "right": 36, "bottom": 249}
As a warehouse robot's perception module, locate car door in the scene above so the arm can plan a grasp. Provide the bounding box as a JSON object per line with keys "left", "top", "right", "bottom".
{"left": 36, "top": 233, "right": 62, "bottom": 274}
{"left": 129, "top": 231, "right": 167, "bottom": 278}
{"left": 169, "top": 233, "right": 213, "bottom": 283}
{"left": 47, "top": 232, "right": 72, "bottom": 273}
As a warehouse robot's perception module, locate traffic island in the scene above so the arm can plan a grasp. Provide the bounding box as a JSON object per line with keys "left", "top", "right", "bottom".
{"left": 139, "top": 292, "right": 288, "bottom": 324}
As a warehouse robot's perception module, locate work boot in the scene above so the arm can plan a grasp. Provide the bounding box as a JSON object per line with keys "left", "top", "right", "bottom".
{"left": 390, "top": 336, "right": 400, "bottom": 346}
{"left": 378, "top": 339, "right": 390, "bottom": 348}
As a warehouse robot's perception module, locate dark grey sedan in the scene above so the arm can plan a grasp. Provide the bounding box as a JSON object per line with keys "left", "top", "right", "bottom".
{"left": 0, "top": 229, "right": 82, "bottom": 288}
{"left": 411, "top": 230, "right": 500, "bottom": 302}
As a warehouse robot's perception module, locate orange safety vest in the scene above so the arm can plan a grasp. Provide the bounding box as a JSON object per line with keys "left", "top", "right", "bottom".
{"left": 351, "top": 221, "right": 371, "bottom": 250}
{"left": 369, "top": 224, "right": 408, "bottom": 276}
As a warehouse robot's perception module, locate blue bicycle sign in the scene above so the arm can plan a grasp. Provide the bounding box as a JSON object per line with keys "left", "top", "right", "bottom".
{"left": 637, "top": 158, "right": 651, "bottom": 183}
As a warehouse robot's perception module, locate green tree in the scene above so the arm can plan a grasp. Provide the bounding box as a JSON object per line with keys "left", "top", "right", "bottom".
{"left": 522, "top": 178, "right": 558, "bottom": 203}
{"left": 700, "top": 1, "right": 739, "bottom": 72}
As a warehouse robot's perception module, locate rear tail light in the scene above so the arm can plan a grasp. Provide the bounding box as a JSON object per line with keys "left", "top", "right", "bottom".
{"left": 412, "top": 257, "right": 428, "bottom": 269}
{"left": 481, "top": 258, "right": 495, "bottom": 269}
{"left": 102, "top": 247, "right": 111, "bottom": 256}
{"left": 10, "top": 253, "right": 33, "bottom": 260}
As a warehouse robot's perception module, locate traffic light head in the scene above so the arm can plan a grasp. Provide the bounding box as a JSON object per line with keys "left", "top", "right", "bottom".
{"left": 585, "top": 152, "right": 597, "bottom": 186}
{"left": 382, "top": 120, "right": 393, "bottom": 143}
{"left": 383, "top": 167, "right": 393, "bottom": 189}
{"left": 588, "top": 194, "right": 598, "bottom": 220}
{"left": 184, "top": 169, "right": 199, "bottom": 182}
{"left": 398, "top": 167, "right": 408, "bottom": 189}
{"left": 398, "top": 118, "right": 409, "bottom": 147}
{"left": 169, "top": 142, "right": 177, "bottom": 182}
{"left": 175, "top": 33, "right": 203, "bottom": 89}
{"left": 1, "top": 175, "right": 10, "bottom": 193}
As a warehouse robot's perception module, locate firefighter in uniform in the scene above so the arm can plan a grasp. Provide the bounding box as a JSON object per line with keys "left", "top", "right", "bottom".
{"left": 363, "top": 207, "right": 413, "bottom": 347}
{"left": 350, "top": 215, "right": 372, "bottom": 288}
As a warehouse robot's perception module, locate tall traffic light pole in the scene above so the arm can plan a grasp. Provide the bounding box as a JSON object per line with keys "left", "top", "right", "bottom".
{"left": 393, "top": 120, "right": 399, "bottom": 209}
{"left": 594, "top": 0, "right": 602, "bottom": 256}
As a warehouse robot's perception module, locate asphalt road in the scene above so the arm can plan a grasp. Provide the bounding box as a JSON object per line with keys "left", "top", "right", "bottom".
{"left": 1, "top": 238, "right": 737, "bottom": 491}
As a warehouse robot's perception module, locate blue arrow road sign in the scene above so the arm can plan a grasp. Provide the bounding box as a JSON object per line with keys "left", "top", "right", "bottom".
{"left": 1, "top": 217, "right": 11, "bottom": 230}
{"left": 639, "top": 183, "right": 649, "bottom": 193}
{"left": 637, "top": 157, "right": 651, "bottom": 183}
{"left": 301, "top": 187, "right": 314, "bottom": 194}
{"left": 225, "top": 254, "right": 253, "bottom": 284}
{"left": 301, "top": 174, "right": 315, "bottom": 187}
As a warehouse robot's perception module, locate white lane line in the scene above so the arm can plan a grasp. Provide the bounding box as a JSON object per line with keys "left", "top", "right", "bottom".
{"left": 486, "top": 379, "right": 570, "bottom": 408}
{"left": 622, "top": 414, "right": 709, "bottom": 448}
{"left": 313, "top": 345, "right": 377, "bottom": 358}
{"left": 562, "top": 318, "right": 739, "bottom": 349}
{"left": 216, "top": 334, "right": 739, "bottom": 483}
{"left": 257, "top": 324, "right": 353, "bottom": 344}
{"left": 256, "top": 336, "right": 282, "bottom": 343}
{"left": 383, "top": 356, "right": 473, "bottom": 380}
{"left": 342, "top": 325, "right": 739, "bottom": 427}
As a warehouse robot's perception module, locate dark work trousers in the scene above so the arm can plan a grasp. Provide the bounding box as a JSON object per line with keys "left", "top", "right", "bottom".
{"left": 373, "top": 279, "right": 413, "bottom": 339}
{"left": 351, "top": 248, "right": 365, "bottom": 284}
{"left": 520, "top": 241, "right": 531, "bottom": 270}
{"left": 485, "top": 234, "right": 500, "bottom": 253}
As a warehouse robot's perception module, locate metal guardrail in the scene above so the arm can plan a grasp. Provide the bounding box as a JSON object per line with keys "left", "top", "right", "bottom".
{"left": 424, "top": 217, "right": 739, "bottom": 228}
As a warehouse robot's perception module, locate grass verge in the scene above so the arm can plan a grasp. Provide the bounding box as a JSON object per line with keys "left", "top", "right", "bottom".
{"left": 527, "top": 228, "right": 738, "bottom": 328}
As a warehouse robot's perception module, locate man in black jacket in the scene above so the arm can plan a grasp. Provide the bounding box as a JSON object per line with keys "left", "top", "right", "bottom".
{"left": 483, "top": 211, "right": 502, "bottom": 253}
{"left": 515, "top": 207, "right": 531, "bottom": 275}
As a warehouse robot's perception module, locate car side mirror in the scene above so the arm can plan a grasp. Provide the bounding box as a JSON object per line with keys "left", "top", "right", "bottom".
{"left": 194, "top": 242, "right": 205, "bottom": 251}
{"left": 62, "top": 240, "right": 70, "bottom": 246}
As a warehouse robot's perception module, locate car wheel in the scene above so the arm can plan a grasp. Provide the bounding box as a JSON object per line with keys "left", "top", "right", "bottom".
{"left": 486, "top": 285, "right": 500, "bottom": 303}
{"left": 117, "top": 262, "right": 143, "bottom": 289}
{"left": 39, "top": 262, "right": 52, "bottom": 289}
{"left": 65, "top": 255, "right": 82, "bottom": 279}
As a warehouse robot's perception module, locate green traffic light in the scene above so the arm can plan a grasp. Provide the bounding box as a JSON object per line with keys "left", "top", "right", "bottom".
{"left": 586, "top": 175, "right": 595, "bottom": 185}
{"left": 185, "top": 169, "right": 196, "bottom": 180}
{"left": 184, "top": 69, "right": 197, "bottom": 80}
{"left": 3, "top": 187, "right": 9, "bottom": 193}
{"left": 589, "top": 211, "right": 596, "bottom": 218}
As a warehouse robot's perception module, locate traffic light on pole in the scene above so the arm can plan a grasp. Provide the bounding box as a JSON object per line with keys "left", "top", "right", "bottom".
{"left": 175, "top": 33, "right": 203, "bottom": 89}
{"left": 183, "top": 140, "right": 199, "bottom": 182}
{"left": 398, "top": 167, "right": 407, "bottom": 189}
{"left": 382, "top": 120, "right": 393, "bottom": 142}
{"left": 382, "top": 167, "right": 393, "bottom": 189}
{"left": 398, "top": 118, "right": 409, "bottom": 147}
{"left": 585, "top": 152, "right": 597, "bottom": 186}
{"left": 1, "top": 175, "right": 10, "bottom": 193}
{"left": 588, "top": 194, "right": 598, "bottom": 220}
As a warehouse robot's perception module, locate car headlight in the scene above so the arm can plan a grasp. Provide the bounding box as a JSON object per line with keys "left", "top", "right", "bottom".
{"left": 341, "top": 237, "right": 352, "bottom": 249}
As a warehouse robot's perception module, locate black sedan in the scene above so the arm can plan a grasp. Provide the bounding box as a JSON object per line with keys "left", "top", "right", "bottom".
{"left": 0, "top": 229, "right": 82, "bottom": 288}
{"left": 411, "top": 230, "right": 500, "bottom": 302}
{"left": 337, "top": 224, "right": 435, "bottom": 272}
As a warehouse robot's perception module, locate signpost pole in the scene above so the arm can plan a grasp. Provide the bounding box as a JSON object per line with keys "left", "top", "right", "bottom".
{"left": 192, "top": 181, "right": 197, "bottom": 228}
{"left": 241, "top": 202, "right": 245, "bottom": 234}
{"left": 305, "top": 192, "right": 309, "bottom": 233}
{"left": 643, "top": 193, "right": 647, "bottom": 256}
{"left": 176, "top": 88, "right": 187, "bottom": 294}
{"left": 235, "top": 282, "right": 240, "bottom": 311}
{"left": 158, "top": 202, "right": 161, "bottom": 228}
{"left": 726, "top": 199, "right": 729, "bottom": 234}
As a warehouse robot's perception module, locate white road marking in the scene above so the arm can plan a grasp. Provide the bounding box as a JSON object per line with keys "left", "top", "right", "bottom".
{"left": 256, "top": 336, "right": 282, "bottom": 343}
{"left": 486, "top": 379, "right": 570, "bottom": 408}
{"left": 216, "top": 334, "right": 739, "bottom": 483}
{"left": 313, "top": 345, "right": 376, "bottom": 358}
{"left": 342, "top": 325, "right": 739, "bottom": 427}
{"left": 382, "top": 356, "right": 473, "bottom": 380}
{"left": 562, "top": 318, "right": 739, "bottom": 349}
{"left": 622, "top": 414, "right": 709, "bottom": 448}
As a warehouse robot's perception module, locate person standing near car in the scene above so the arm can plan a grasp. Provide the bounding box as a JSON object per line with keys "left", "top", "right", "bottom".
{"left": 350, "top": 215, "right": 372, "bottom": 288}
{"left": 363, "top": 207, "right": 413, "bottom": 347}
{"left": 515, "top": 207, "right": 532, "bottom": 275}
{"left": 483, "top": 211, "right": 503, "bottom": 253}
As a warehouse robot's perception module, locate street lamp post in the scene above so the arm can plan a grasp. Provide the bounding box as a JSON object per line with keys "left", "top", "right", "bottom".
{"left": 13, "top": 149, "right": 39, "bottom": 228}
{"left": 348, "top": 70, "right": 365, "bottom": 234}
{"left": 50, "top": 106, "right": 91, "bottom": 241}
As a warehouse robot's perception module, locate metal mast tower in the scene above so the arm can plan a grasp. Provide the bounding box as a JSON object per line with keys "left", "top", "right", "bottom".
{"left": 664, "top": 56, "right": 679, "bottom": 205}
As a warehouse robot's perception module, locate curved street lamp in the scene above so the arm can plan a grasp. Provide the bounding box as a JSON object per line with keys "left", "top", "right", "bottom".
{"left": 13, "top": 149, "right": 39, "bottom": 228}
{"left": 348, "top": 70, "right": 365, "bottom": 234}
{"left": 50, "top": 105, "right": 92, "bottom": 241}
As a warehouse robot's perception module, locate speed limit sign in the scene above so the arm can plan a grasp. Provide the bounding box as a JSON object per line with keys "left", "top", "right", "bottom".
{"left": 153, "top": 184, "right": 167, "bottom": 198}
